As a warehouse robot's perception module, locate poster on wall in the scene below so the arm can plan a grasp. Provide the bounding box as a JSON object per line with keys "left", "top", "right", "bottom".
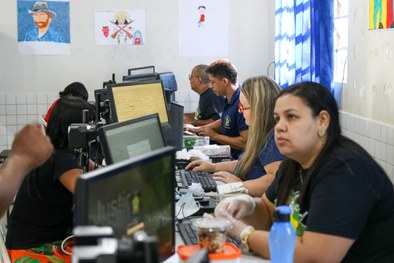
{"left": 369, "top": 0, "right": 394, "bottom": 29}
{"left": 178, "top": 0, "right": 229, "bottom": 56}
{"left": 17, "top": 0, "right": 70, "bottom": 55}
{"left": 94, "top": 10, "right": 145, "bottom": 46}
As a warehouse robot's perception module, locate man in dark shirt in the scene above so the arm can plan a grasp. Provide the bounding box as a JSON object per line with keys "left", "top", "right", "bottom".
{"left": 188, "top": 59, "right": 248, "bottom": 159}
{"left": 184, "top": 64, "right": 224, "bottom": 126}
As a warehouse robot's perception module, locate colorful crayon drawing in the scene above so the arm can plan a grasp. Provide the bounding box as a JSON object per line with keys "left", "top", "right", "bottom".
{"left": 95, "top": 9, "right": 145, "bottom": 46}
{"left": 369, "top": 0, "right": 394, "bottom": 29}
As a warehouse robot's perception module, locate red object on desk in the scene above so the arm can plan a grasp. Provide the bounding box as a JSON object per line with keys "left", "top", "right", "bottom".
{"left": 178, "top": 242, "right": 241, "bottom": 261}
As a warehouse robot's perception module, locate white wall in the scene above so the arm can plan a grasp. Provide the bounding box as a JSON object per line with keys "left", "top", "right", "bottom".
{"left": 343, "top": 1, "right": 394, "bottom": 125}
{"left": 0, "top": 0, "right": 275, "bottom": 150}
{"left": 0, "top": 0, "right": 275, "bottom": 95}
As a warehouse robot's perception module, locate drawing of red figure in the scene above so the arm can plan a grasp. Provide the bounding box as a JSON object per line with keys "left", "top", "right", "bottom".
{"left": 110, "top": 11, "right": 134, "bottom": 44}
{"left": 102, "top": 26, "right": 109, "bottom": 37}
{"left": 133, "top": 30, "right": 143, "bottom": 45}
{"left": 198, "top": 5, "right": 206, "bottom": 27}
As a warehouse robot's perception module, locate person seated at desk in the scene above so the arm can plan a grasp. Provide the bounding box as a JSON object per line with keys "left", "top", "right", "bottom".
{"left": 44, "top": 82, "right": 89, "bottom": 124}
{"left": 185, "top": 59, "right": 248, "bottom": 159}
{"left": 186, "top": 76, "right": 283, "bottom": 197}
{"left": 214, "top": 82, "right": 394, "bottom": 262}
{"left": 6, "top": 97, "right": 95, "bottom": 263}
{"left": 183, "top": 64, "right": 224, "bottom": 127}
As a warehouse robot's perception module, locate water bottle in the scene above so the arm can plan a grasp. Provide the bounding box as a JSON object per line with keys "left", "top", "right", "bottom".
{"left": 268, "top": 205, "right": 296, "bottom": 263}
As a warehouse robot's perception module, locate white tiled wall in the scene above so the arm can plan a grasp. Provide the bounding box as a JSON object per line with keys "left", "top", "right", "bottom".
{"left": 340, "top": 111, "right": 394, "bottom": 183}
{"left": 0, "top": 91, "right": 200, "bottom": 153}
{"left": 0, "top": 92, "right": 57, "bottom": 152}
{"left": 1, "top": 92, "right": 393, "bottom": 183}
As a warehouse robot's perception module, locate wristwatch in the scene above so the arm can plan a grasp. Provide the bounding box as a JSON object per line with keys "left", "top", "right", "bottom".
{"left": 239, "top": 225, "right": 255, "bottom": 253}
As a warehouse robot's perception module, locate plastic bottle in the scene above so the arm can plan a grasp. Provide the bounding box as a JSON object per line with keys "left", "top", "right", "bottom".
{"left": 268, "top": 205, "right": 296, "bottom": 263}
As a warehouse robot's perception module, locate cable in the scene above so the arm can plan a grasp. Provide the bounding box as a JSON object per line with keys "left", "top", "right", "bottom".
{"left": 341, "top": 55, "right": 348, "bottom": 91}
{"left": 266, "top": 61, "right": 275, "bottom": 78}
{"left": 61, "top": 234, "right": 74, "bottom": 255}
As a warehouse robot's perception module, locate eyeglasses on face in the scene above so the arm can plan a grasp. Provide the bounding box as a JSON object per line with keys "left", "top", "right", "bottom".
{"left": 238, "top": 103, "right": 251, "bottom": 113}
{"left": 188, "top": 75, "right": 199, "bottom": 80}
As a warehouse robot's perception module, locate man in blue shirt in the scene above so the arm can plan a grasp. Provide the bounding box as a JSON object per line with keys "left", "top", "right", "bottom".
{"left": 191, "top": 59, "right": 248, "bottom": 159}
{"left": 24, "top": 1, "right": 63, "bottom": 43}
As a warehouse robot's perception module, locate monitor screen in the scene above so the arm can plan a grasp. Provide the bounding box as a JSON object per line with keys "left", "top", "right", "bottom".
{"left": 74, "top": 146, "right": 176, "bottom": 261}
{"left": 98, "top": 113, "right": 166, "bottom": 165}
{"left": 108, "top": 81, "right": 170, "bottom": 125}
{"left": 127, "top": 65, "right": 155, "bottom": 76}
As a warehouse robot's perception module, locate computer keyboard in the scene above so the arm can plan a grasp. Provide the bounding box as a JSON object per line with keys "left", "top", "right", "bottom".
{"left": 177, "top": 170, "right": 217, "bottom": 192}
{"left": 177, "top": 221, "right": 238, "bottom": 247}
{"left": 177, "top": 221, "right": 199, "bottom": 245}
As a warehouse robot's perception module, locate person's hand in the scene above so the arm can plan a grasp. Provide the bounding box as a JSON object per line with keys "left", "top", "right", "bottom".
{"left": 215, "top": 209, "right": 248, "bottom": 240}
{"left": 213, "top": 171, "right": 242, "bottom": 183}
{"left": 214, "top": 194, "right": 256, "bottom": 219}
{"left": 185, "top": 160, "right": 215, "bottom": 172}
{"left": 183, "top": 115, "right": 195, "bottom": 125}
{"left": 10, "top": 123, "right": 53, "bottom": 171}
{"left": 197, "top": 126, "right": 216, "bottom": 138}
{"left": 184, "top": 125, "right": 201, "bottom": 133}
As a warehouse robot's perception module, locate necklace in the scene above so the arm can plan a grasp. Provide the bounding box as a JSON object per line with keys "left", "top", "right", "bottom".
{"left": 299, "top": 168, "right": 303, "bottom": 184}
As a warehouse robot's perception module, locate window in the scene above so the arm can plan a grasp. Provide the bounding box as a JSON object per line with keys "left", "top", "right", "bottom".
{"left": 333, "top": 0, "right": 349, "bottom": 84}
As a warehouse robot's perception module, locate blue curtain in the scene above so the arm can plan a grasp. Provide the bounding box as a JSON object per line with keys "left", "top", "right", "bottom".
{"left": 275, "top": 0, "right": 334, "bottom": 91}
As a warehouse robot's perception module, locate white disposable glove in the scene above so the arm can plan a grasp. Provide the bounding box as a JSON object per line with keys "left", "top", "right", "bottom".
{"left": 214, "top": 209, "right": 248, "bottom": 241}
{"left": 214, "top": 194, "right": 256, "bottom": 219}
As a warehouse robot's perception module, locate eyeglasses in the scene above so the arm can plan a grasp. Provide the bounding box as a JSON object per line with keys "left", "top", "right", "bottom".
{"left": 188, "top": 75, "right": 199, "bottom": 80}
{"left": 238, "top": 103, "right": 251, "bottom": 113}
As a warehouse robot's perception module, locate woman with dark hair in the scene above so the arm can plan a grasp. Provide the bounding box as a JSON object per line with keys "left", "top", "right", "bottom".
{"left": 213, "top": 82, "right": 394, "bottom": 262}
{"left": 44, "top": 82, "right": 89, "bottom": 123}
{"left": 186, "top": 76, "right": 283, "bottom": 197}
{"left": 6, "top": 96, "right": 95, "bottom": 263}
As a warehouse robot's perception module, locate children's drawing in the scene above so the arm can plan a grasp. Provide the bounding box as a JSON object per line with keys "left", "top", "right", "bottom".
{"left": 95, "top": 9, "right": 145, "bottom": 46}
{"left": 370, "top": 0, "right": 394, "bottom": 29}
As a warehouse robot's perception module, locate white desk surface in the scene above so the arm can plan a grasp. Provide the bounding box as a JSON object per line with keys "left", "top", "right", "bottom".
{"left": 163, "top": 232, "right": 269, "bottom": 263}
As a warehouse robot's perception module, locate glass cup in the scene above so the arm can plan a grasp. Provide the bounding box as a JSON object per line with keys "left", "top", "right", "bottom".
{"left": 193, "top": 217, "right": 232, "bottom": 253}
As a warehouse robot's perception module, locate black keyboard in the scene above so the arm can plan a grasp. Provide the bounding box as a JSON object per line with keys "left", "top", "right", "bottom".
{"left": 178, "top": 221, "right": 238, "bottom": 247}
{"left": 178, "top": 221, "right": 199, "bottom": 245}
{"left": 177, "top": 170, "right": 217, "bottom": 192}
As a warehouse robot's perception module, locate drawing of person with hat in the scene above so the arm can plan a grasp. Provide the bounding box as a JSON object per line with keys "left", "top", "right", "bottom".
{"left": 24, "top": 1, "right": 64, "bottom": 43}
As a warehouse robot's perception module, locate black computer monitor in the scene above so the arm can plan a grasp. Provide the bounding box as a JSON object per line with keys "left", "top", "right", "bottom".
{"left": 107, "top": 80, "right": 170, "bottom": 126}
{"left": 127, "top": 65, "right": 155, "bottom": 76}
{"left": 163, "top": 102, "right": 184, "bottom": 151}
{"left": 97, "top": 113, "right": 166, "bottom": 165}
{"left": 74, "top": 146, "right": 176, "bottom": 261}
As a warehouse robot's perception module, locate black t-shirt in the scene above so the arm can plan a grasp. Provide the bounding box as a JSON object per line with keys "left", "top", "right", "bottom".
{"left": 6, "top": 150, "right": 81, "bottom": 249}
{"left": 195, "top": 89, "right": 221, "bottom": 121}
{"left": 266, "top": 137, "right": 394, "bottom": 262}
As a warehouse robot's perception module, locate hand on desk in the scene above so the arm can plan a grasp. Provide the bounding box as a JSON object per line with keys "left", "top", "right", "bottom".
{"left": 185, "top": 160, "right": 215, "bottom": 172}
{"left": 214, "top": 194, "right": 255, "bottom": 220}
{"left": 213, "top": 171, "right": 242, "bottom": 184}
{"left": 195, "top": 126, "right": 216, "bottom": 138}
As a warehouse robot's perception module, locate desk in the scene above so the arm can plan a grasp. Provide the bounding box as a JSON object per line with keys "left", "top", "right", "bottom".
{"left": 163, "top": 232, "right": 269, "bottom": 263}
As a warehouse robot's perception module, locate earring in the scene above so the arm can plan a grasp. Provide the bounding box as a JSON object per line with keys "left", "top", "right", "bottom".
{"left": 318, "top": 129, "right": 325, "bottom": 137}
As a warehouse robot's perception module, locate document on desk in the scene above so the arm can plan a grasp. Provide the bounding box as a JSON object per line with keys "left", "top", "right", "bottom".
{"left": 216, "top": 182, "right": 248, "bottom": 195}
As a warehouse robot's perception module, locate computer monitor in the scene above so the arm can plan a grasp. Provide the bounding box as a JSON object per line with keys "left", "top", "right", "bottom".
{"left": 127, "top": 65, "right": 155, "bottom": 76}
{"left": 163, "top": 102, "right": 184, "bottom": 151}
{"left": 74, "top": 146, "right": 176, "bottom": 261}
{"left": 98, "top": 113, "right": 166, "bottom": 165}
{"left": 107, "top": 80, "right": 170, "bottom": 126}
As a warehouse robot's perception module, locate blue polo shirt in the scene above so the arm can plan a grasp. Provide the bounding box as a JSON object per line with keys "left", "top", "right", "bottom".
{"left": 221, "top": 87, "right": 248, "bottom": 159}
{"left": 236, "top": 132, "right": 284, "bottom": 180}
